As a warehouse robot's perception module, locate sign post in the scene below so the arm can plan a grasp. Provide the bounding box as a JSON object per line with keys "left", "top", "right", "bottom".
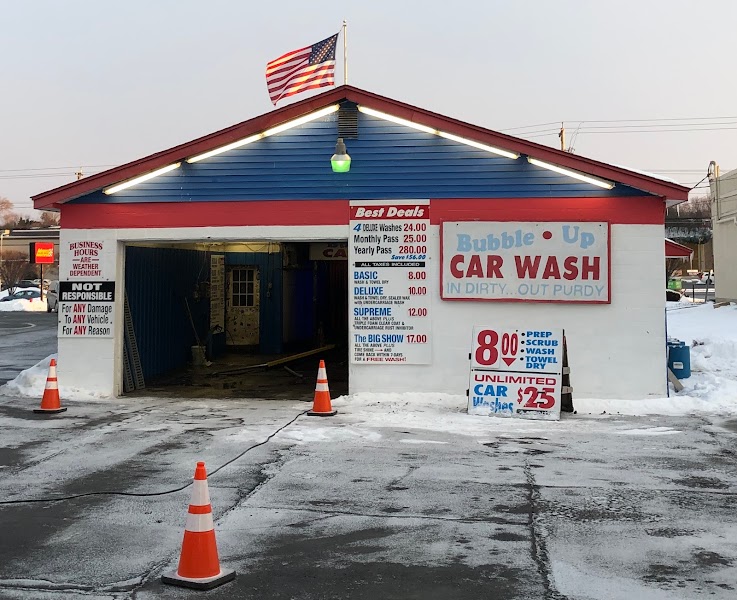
{"left": 29, "top": 242, "right": 55, "bottom": 301}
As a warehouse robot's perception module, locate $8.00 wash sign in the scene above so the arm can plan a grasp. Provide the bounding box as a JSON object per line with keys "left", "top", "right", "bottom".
{"left": 468, "top": 326, "right": 563, "bottom": 420}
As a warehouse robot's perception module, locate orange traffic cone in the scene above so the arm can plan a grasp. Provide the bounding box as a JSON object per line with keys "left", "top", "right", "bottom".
{"left": 33, "top": 359, "right": 67, "bottom": 414}
{"left": 162, "top": 461, "right": 236, "bottom": 590}
{"left": 307, "top": 360, "right": 337, "bottom": 416}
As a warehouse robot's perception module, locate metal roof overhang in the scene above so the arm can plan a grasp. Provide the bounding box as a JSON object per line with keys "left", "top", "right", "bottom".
{"left": 665, "top": 238, "right": 695, "bottom": 258}
{"left": 32, "top": 85, "right": 691, "bottom": 210}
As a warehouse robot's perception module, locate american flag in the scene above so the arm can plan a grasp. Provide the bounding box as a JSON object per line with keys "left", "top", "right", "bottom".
{"left": 266, "top": 33, "right": 339, "bottom": 106}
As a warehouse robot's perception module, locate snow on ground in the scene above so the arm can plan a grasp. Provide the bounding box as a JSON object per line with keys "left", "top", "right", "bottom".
{"left": 0, "top": 354, "right": 110, "bottom": 400}
{"left": 2, "top": 302, "right": 737, "bottom": 419}
{"left": 0, "top": 286, "right": 47, "bottom": 312}
{"left": 665, "top": 302, "right": 737, "bottom": 407}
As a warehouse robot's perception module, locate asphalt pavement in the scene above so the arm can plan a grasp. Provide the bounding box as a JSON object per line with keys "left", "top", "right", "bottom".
{"left": 678, "top": 279, "right": 715, "bottom": 303}
{"left": 0, "top": 394, "right": 735, "bottom": 599}
{"left": 1, "top": 311, "right": 736, "bottom": 599}
{"left": 0, "top": 312, "right": 58, "bottom": 385}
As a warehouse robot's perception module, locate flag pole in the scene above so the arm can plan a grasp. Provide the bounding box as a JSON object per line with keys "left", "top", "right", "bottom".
{"left": 342, "top": 20, "right": 348, "bottom": 85}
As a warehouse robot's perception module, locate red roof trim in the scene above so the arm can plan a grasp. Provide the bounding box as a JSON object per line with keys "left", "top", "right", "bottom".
{"left": 665, "top": 238, "right": 694, "bottom": 258}
{"left": 33, "top": 85, "right": 690, "bottom": 210}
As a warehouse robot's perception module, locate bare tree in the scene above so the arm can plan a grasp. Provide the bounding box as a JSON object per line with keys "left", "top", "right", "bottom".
{"left": 667, "top": 195, "right": 712, "bottom": 219}
{"left": 39, "top": 211, "right": 60, "bottom": 227}
{"left": 0, "top": 197, "right": 18, "bottom": 227}
{"left": 0, "top": 251, "right": 32, "bottom": 293}
{"left": 666, "top": 258, "right": 687, "bottom": 283}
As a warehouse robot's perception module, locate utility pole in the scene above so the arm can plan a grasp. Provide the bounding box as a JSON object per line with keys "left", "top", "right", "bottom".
{"left": 0, "top": 229, "right": 9, "bottom": 289}
{"left": 558, "top": 122, "right": 566, "bottom": 151}
{"left": 75, "top": 168, "right": 84, "bottom": 180}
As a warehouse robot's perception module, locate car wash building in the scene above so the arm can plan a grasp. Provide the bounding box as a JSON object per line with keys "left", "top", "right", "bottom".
{"left": 33, "top": 86, "right": 689, "bottom": 403}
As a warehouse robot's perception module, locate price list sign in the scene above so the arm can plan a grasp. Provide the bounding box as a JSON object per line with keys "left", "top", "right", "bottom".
{"left": 349, "top": 200, "right": 431, "bottom": 364}
{"left": 468, "top": 326, "right": 564, "bottom": 420}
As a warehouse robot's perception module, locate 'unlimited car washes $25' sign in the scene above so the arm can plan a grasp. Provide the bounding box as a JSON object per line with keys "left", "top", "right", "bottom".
{"left": 441, "top": 221, "right": 609, "bottom": 303}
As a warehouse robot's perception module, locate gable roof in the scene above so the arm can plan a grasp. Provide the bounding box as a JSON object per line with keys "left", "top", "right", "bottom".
{"left": 32, "top": 85, "right": 690, "bottom": 210}
{"left": 665, "top": 238, "right": 694, "bottom": 258}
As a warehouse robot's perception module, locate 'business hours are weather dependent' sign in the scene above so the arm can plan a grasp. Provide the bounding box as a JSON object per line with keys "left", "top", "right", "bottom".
{"left": 441, "top": 222, "right": 609, "bottom": 303}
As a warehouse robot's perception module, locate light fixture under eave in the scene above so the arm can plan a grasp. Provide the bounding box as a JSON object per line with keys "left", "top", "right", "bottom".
{"left": 358, "top": 105, "right": 519, "bottom": 159}
{"left": 527, "top": 157, "right": 615, "bottom": 190}
{"left": 262, "top": 104, "right": 340, "bottom": 137}
{"left": 358, "top": 106, "right": 437, "bottom": 134}
{"left": 103, "top": 163, "right": 181, "bottom": 195}
{"left": 187, "top": 105, "right": 340, "bottom": 163}
{"left": 188, "top": 134, "right": 263, "bottom": 163}
{"left": 331, "top": 138, "right": 351, "bottom": 172}
{"left": 437, "top": 131, "right": 519, "bottom": 160}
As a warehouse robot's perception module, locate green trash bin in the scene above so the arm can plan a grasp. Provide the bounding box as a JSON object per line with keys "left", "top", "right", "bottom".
{"left": 668, "top": 278, "right": 682, "bottom": 291}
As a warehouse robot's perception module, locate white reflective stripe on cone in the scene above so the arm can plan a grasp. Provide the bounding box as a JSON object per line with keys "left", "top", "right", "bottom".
{"left": 315, "top": 382, "right": 330, "bottom": 392}
{"left": 45, "top": 381, "right": 58, "bottom": 390}
{"left": 189, "top": 479, "right": 211, "bottom": 506}
{"left": 185, "top": 511, "right": 215, "bottom": 533}
{"left": 173, "top": 570, "right": 228, "bottom": 584}
{"left": 317, "top": 367, "right": 327, "bottom": 379}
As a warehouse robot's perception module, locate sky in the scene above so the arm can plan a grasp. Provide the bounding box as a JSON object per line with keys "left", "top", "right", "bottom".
{"left": 2, "top": 0, "right": 736, "bottom": 216}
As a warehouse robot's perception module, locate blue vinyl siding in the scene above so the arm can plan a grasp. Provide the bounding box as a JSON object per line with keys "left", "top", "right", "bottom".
{"left": 71, "top": 108, "right": 652, "bottom": 204}
{"left": 125, "top": 247, "right": 211, "bottom": 381}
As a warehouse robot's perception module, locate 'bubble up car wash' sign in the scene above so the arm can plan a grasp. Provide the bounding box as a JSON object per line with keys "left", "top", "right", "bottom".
{"left": 442, "top": 222, "right": 609, "bottom": 303}
{"left": 468, "top": 326, "right": 564, "bottom": 420}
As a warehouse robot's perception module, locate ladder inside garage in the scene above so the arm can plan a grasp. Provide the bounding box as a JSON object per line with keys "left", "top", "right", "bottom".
{"left": 123, "top": 292, "right": 145, "bottom": 392}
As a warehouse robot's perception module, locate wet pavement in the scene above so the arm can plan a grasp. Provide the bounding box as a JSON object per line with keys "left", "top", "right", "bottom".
{"left": 0, "top": 394, "right": 736, "bottom": 599}
{"left": 0, "top": 312, "right": 58, "bottom": 385}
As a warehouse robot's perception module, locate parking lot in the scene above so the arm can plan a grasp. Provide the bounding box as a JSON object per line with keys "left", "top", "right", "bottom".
{"left": 2, "top": 308, "right": 737, "bottom": 599}
{"left": 0, "top": 312, "right": 57, "bottom": 386}
{"left": 1, "top": 389, "right": 736, "bottom": 599}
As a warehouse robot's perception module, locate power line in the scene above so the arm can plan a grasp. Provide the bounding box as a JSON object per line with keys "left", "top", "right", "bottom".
{"left": 0, "top": 172, "right": 106, "bottom": 180}
{"left": 0, "top": 165, "right": 116, "bottom": 173}
{"left": 517, "top": 126, "right": 737, "bottom": 139}
{"left": 576, "top": 126, "right": 737, "bottom": 134}
{"left": 501, "top": 115, "right": 737, "bottom": 131}
{"left": 500, "top": 121, "right": 561, "bottom": 132}
{"left": 571, "top": 121, "right": 737, "bottom": 130}
{"left": 565, "top": 115, "right": 737, "bottom": 123}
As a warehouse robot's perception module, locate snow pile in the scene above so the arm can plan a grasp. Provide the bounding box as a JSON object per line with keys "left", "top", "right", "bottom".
{"left": 576, "top": 303, "right": 737, "bottom": 416}
{"left": 664, "top": 302, "right": 737, "bottom": 412}
{"left": 333, "top": 304, "right": 737, "bottom": 419}
{"left": 0, "top": 286, "right": 47, "bottom": 311}
{"left": 3, "top": 303, "right": 737, "bottom": 416}
{"left": 0, "top": 297, "right": 48, "bottom": 312}
{"left": 331, "top": 392, "right": 560, "bottom": 435}
{"left": 0, "top": 354, "right": 111, "bottom": 400}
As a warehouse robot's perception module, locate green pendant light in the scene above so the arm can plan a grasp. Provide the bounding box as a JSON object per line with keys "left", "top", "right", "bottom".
{"left": 331, "top": 138, "right": 351, "bottom": 173}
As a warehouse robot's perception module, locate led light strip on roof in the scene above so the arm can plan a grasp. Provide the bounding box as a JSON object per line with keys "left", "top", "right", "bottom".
{"left": 187, "top": 134, "right": 263, "bottom": 164}
{"left": 187, "top": 105, "right": 340, "bottom": 163}
{"left": 103, "top": 163, "right": 181, "bottom": 195}
{"left": 527, "top": 157, "right": 615, "bottom": 190}
{"left": 357, "top": 106, "right": 520, "bottom": 160}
